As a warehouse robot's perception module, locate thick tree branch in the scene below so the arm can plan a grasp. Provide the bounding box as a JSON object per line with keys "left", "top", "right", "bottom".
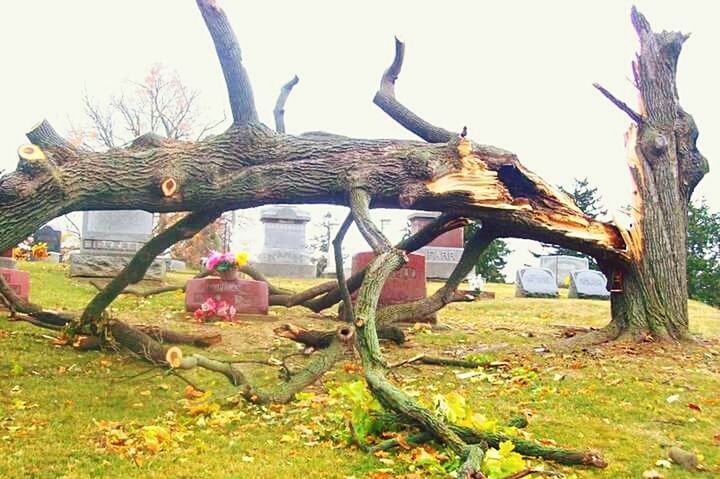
{"left": 26, "top": 119, "right": 74, "bottom": 150}
{"left": 377, "top": 224, "right": 497, "bottom": 324}
{"left": 373, "top": 38, "right": 455, "bottom": 143}
{"left": 273, "top": 213, "right": 468, "bottom": 312}
{"left": 196, "top": 0, "right": 258, "bottom": 125}
{"left": 273, "top": 75, "right": 299, "bottom": 133}
{"left": 350, "top": 188, "right": 392, "bottom": 254}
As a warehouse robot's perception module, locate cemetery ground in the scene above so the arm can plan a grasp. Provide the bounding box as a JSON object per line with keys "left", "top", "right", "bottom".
{"left": 1, "top": 263, "right": 718, "bottom": 479}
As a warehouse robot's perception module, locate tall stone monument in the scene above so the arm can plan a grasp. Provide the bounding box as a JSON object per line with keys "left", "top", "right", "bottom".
{"left": 69, "top": 210, "right": 165, "bottom": 279}
{"left": 539, "top": 255, "right": 589, "bottom": 287}
{"left": 408, "top": 212, "right": 464, "bottom": 279}
{"left": 254, "top": 206, "right": 315, "bottom": 278}
{"left": 35, "top": 225, "right": 61, "bottom": 253}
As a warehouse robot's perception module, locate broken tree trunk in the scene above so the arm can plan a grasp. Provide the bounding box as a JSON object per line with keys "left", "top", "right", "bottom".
{"left": 594, "top": 8, "right": 708, "bottom": 341}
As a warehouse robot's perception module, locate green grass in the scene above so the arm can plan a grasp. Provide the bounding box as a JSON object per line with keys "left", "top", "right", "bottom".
{"left": 1, "top": 262, "right": 719, "bottom": 478}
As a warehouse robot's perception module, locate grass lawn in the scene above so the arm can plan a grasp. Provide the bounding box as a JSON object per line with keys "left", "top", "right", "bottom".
{"left": 1, "top": 262, "right": 719, "bottom": 478}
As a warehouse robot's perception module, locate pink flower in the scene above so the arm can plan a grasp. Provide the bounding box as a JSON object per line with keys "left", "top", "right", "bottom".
{"left": 193, "top": 309, "right": 205, "bottom": 321}
{"left": 216, "top": 301, "right": 229, "bottom": 319}
{"left": 206, "top": 251, "right": 223, "bottom": 271}
{"left": 200, "top": 297, "right": 217, "bottom": 313}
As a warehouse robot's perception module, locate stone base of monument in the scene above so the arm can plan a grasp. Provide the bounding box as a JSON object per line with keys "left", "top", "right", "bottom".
{"left": 253, "top": 262, "right": 316, "bottom": 278}
{"left": 515, "top": 267, "right": 559, "bottom": 298}
{"left": 415, "top": 246, "right": 463, "bottom": 280}
{"left": 185, "top": 278, "right": 269, "bottom": 315}
{"left": 350, "top": 252, "right": 435, "bottom": 323}
{"left": 69, "top": 253, "right": 166, "bottom": 280}
{"left": 568, "top": 270, "right": 610, "bottom": 300}
{"left": 0, "top": 268, "right": 29, "bottom": 302}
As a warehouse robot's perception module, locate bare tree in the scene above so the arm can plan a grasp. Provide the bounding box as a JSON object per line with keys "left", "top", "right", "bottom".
{"left": 71, "top": 63, "right": 226, "bottom": 149}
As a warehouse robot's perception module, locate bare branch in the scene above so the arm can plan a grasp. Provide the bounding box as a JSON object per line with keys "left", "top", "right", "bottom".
{"left": 196, "top": 0, "right": 259, "bottom": 125}
{"left": 332, "top": 212, "right": 355, "bottom": 322}
{"left": 82, "top": 89, "right": 116, "bottom": 149}
{"left": 373, "top": 37, "right": 455, "bottom": 143}
{"left": 349, "top": 188, "right": 392, "bottom": 253}
{"left": 195, "top": 110, "right": 228, "bottom": 141}
{"left": 592, "top": 83, "right": 643, "bottom": 124}
{"left": 273, "top": 75, "right": 299, "bottom": 133}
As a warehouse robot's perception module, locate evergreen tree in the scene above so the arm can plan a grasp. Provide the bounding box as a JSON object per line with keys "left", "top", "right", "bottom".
{"left": 465, "top": 223, "right": 511, "bottom": 282}
{"left": 541, "top": 177, "right": 607, "bottom": 269}
{"left": 687, "top": 200, "right": 720, "bottom": 307}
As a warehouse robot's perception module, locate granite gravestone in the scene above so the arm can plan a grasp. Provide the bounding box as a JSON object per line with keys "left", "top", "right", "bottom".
{"left": 408, "top": 212, "right": 464, "bottom": 279}
{"left": 539, "top": 255, "right": 589, "bottom": 287}
{"left": 515, "top": 267, "right": 559, "bottom": 298}
{"left": 254, "top": 206, "right": 315, "bottom": 278}
{"left": 568, "top": 270, "right": 610, "bottom": 300}
{"left": 35, "top": 226, "right": 61, "bottom": 253}
{"left": 69, "top": 210, "right": 165, "bottom": 279}
{"left": 351, "top": 252, "right": 434, "bottom": 322}
{"left": 0, "top": 262, "right": 29, "bottom": 301}
{"left": 185, "top": 278, "right": 269, "bottom": 315}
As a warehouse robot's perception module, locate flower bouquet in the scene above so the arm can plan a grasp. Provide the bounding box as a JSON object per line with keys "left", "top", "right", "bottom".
{"left": 206, "top": 251, "right": 249, "bottom": 281}
{"left": 193, "top": 297, "right": 237, "bottom": 322}
{"left": 31, "top": 242, "right": 49, "bottom": 261}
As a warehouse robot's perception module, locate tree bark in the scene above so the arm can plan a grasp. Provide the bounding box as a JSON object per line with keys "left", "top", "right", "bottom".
{"left": 598, "top": 8, "right": 709, "bottom": 340}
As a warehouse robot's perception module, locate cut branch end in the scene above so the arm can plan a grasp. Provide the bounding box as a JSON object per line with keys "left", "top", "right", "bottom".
{"left": 161, "top": 177, "right": 178, "bottom": 197}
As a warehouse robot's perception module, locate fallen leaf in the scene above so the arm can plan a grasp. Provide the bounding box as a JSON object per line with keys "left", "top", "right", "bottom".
{"left": 666, "top": 394, "right": 680, "bottom": 404}
{"left": 184, "top": 385, "right": 204, "bottom": 400}
{"left": 687, "top": 403, "right": 702, "bottom": 412}
{"left": 642, "top": 469, "right": 663, "bottom": 479}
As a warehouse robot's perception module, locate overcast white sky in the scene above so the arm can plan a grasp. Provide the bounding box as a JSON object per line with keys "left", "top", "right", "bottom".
{"left": 1, "top": 1, "right": 717, "bottom": 278}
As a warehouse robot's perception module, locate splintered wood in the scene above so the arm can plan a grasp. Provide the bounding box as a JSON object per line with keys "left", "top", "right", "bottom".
{"left": 425, "top": 138, "right": 517, "bottom": 208}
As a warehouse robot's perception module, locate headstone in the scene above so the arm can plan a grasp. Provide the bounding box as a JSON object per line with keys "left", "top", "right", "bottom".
{"left": 0, "top": 268, "right": 29, "bottom": 301}
{"left": 185, "top": 278, "right": 269, "bottom": 315}
{"left": 35, "top": 226, "right": 61, "bottom": 253}
{"left": 69, "top": 210, "right": 166, "bottom": 279}
{"left": 0, "top": 249, "right": 15, "bottom": 270}
{"left": 515, "top": 267, "right": 559, "bottom": 298}
{"left": 254, "top": 206, "right": 315, "bottom": 278}
{"left": 539, "top": 255, "right": 589, "bottom": 287}
{"left": 408, "top": 212, "right": 464, "bottom": 279}
{"left": 351, "top": 252, "right": 434, "bottom": 322}
{"left": 568, "top": 270, "right": 610, "bottom": 300}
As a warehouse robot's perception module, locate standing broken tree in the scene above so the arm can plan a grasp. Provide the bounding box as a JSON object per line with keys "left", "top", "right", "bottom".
{"left": 0, "top": 1, "right": 708, "bottom": 476}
